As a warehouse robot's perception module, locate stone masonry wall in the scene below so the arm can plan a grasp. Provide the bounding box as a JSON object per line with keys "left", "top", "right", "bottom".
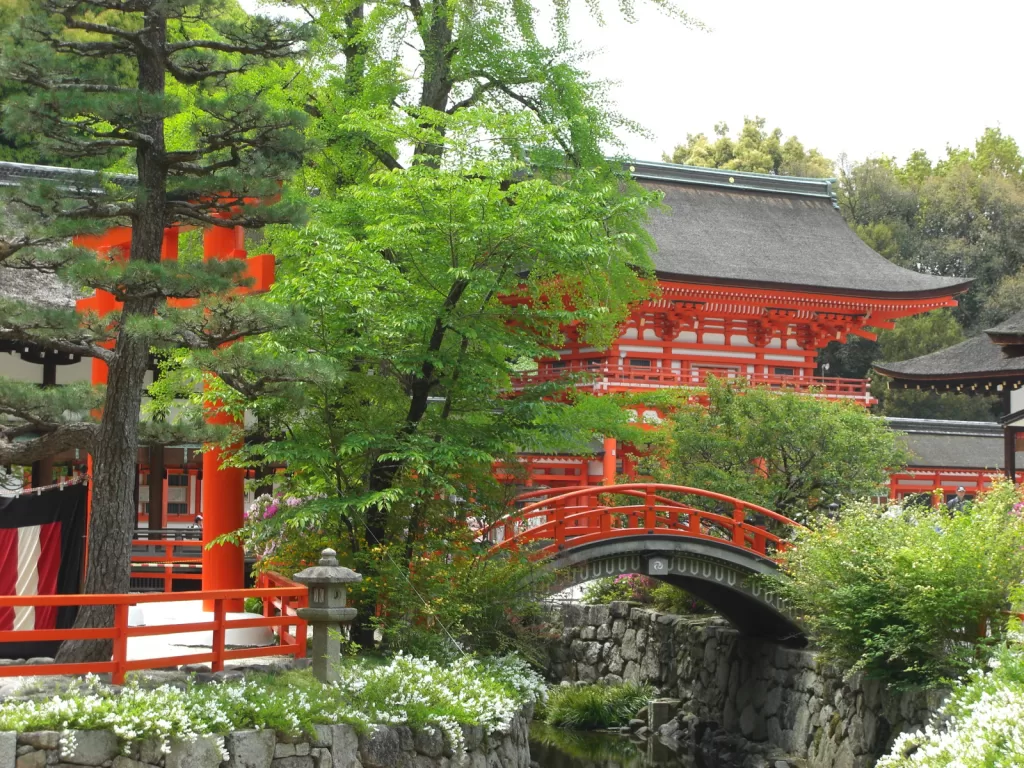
{"left": 0, "top": 707, "right": 532, "bottom": 768}
{"left": 547, "top": 603, "right": 943, "bottom": 768}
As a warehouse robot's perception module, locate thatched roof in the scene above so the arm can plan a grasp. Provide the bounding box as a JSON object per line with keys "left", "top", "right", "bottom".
{"left": 874, "top": 332, "right": 1024, "bottom": 390}
{"left": 631, "top": 161, "right": 971, "bottom": 299}
{"left": 985, "top": 310, "right": 1024, "bottom": 349}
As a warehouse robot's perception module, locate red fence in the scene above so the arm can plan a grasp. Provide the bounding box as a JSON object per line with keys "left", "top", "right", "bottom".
{"left": 0, "top": 573, "right": 307, "bottom": 684}
{"left": 481, "top": 483, "right": 803, "bottom": 560}
{"left": 511, "top": 364, "right": 873, "bottom": 403}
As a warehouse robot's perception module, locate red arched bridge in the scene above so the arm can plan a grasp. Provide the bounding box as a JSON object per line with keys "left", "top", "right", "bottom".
{"left": 478, "top": 483, "right": 806, "bottom": 645}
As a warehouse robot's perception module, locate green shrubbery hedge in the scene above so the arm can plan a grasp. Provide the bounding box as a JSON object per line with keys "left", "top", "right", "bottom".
{"left": 775, "top": 480, "right": 1024, "bottom": 687}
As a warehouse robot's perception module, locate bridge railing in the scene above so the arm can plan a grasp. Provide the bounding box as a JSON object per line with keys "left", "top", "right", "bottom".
{"left": 480, "top": 483, "right": 803, "bottom": 561}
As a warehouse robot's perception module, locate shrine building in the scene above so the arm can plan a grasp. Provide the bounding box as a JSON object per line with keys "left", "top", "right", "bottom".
{"left": 508, "top": 161, "right": 976, "bottom": 490}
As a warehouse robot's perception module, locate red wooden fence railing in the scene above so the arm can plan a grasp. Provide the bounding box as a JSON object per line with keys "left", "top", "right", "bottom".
{"left": 511, "top": 363, "right": 873, "bottom": 403}
{"left": 0, "top": 573, "right": 307, "bottom": 684}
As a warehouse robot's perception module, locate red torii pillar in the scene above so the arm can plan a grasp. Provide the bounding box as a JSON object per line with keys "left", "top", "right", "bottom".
{"left": 200, "top": 224, "right": 247, "bottom": 610}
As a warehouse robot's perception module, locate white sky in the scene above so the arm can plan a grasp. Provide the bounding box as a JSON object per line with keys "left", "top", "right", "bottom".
{"left": 245, "top": 0, "right": 1024, "bottom": 167}
{"left": 571, "top": 0, "right": 1024, "bottom": 166}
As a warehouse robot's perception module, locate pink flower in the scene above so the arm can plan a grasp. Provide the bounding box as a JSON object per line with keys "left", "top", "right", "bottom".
{"left": 286, "top": 497, "right": 302, "bottom": 507}
{"left": 264, "top": 504, "right": 279, "bottom": 519}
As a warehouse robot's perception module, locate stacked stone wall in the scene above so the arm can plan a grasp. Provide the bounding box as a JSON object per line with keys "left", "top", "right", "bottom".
{"left": 548, "top": 603, "right": 943, "bottom": 768}
{"left": 0, "top": 707, "right": 531, "bottom": 768}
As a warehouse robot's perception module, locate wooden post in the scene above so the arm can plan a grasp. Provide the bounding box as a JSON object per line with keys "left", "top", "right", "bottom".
{"left": 1006, "top": 428, "right": 1018, "bottom": 481}
{"left": 148, "top": 446, "right": 166, "bottom": 530}
{"left": 211, "top": 598, "right": 226, "bottom": 673}
{"left": 112, "top": 603, "right": 129, "bottom": 685}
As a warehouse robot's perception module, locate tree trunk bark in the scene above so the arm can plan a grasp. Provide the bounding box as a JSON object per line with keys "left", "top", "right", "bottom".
{"left": 55, "top": 8, "right": 168, "bottom": 664}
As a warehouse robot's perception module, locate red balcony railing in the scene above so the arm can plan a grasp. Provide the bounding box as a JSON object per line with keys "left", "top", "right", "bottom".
{"left": 512, "top": 363, "right": 874, "bottom": 403}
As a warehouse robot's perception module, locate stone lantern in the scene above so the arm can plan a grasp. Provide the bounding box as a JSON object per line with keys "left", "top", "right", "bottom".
{"left": 293, "top": 548, "right": 362, "bottom": 683}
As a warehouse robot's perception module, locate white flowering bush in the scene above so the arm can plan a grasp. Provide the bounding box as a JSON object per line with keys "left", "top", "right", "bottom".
{"left": 878, "top": 643, "right": 1024, "bottom": 767}
{"left": 0, "top": 654, "right": 545, "bottom": 758}
{"left": 329, "top": 653, "right": 546, "bottom": 753}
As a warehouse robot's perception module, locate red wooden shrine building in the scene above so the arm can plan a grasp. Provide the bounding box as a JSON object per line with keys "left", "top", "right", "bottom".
{"left": 504, "top": 161, "right": 990, "bottom": 493}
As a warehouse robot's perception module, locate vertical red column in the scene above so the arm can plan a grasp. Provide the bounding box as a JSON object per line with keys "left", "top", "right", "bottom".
{"left": 602, "top": 437, "right": 617, "bottom": 486}
{"left": 200, "top": 223, "right": 247, "bottom": 610}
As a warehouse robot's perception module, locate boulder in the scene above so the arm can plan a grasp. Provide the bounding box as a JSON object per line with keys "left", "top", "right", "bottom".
{"left": 225, "top": 729, "right": 276, "bottom": 768}
{"left": 62, "top": 731, "right": 119, "bottom": 766}
{"left": 330, "top": 725, "right": 360, "bottom": 768}
{"left": 165, "top": 737, "right": 224, "bottom": 768}
{"left": 359, "top": 727, "right": 401, "bottom": 768}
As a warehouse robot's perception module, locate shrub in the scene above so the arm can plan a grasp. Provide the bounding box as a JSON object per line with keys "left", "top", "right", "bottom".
{"left": 581, "top": 574, "right": 652, "bottom": 604}
{"left": 361, "top": 532, "right": 553, "bottom": 664}
{"left": 878, "top": 642, "right": 1024, "bottom": 767}
{"left": 542, "top": 682, "right": 653, "bottom": 729}
{"left": 774, "top": 480, "right": 1024, "bottom": 687}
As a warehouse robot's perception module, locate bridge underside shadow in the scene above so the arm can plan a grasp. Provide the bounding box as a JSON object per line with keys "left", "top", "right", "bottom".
{"left": 541, "top": 536, "right": 806, "bottom": 647}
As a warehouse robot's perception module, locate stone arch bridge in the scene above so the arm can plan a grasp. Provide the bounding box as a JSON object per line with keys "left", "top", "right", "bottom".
{"left": 478, "top": 483, "right": 805, "bottom": 645}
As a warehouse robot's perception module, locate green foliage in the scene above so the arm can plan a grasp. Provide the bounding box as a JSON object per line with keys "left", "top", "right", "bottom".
{"left": 775, "top": 481, "right": 1024, "bottom": 688}
{"left": 581, "top": 575, "right": 710, "bottom": 615}
{"left": 219, "top": 0, "right": 680, "bottom": 618}
{"left": 664, "top": 117, "right": 833, "bottom": 177}
{"left": 838, "top": 130, "right": 1024, "bottom": 332}
{"left": 360, "top": 532, "right": 553, "bottom": 665}
{"left": 655, "top": 377, "right": 909, "bottom": 520}
{"left": 878, "top": 642, "right": 1024, "bottom": 767}
{"left": 581, "top": 574, "right": 652, "bottom": 604}
{"left": 542, "top": 682, "right": 653, "bottom": 730}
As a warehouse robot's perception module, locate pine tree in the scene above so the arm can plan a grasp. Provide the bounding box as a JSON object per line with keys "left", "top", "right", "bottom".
{"left": 0, "top": 0, "right": 307, "bottom": 661}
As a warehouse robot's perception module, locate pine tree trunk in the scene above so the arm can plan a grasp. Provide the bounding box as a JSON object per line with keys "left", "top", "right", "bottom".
{"left": 55, "top": 8, "right": 168, "bottom": 664}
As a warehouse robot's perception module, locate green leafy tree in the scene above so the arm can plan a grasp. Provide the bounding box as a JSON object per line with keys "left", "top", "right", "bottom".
{"left": 775, "top": 481, "right": 1024, "bottom": 687}
{"left": 664, "top": 117, "right": 833, "bottom": 177}
{"left": 201, "top": 0, "right": 691, "bottom": 645}
{"left": 838, "top": 130, "right": 1024, "bottom": 331}
{"left": 129, "top": 0, "right": 688, "bottom": 643}
{"left": 654, "top": 378, "right": 909, "bottom": 519}
{"left": 0, "top": 0, "right": 306, "bottom": 660}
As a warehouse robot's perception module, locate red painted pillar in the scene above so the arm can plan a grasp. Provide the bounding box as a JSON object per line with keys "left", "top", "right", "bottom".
{"left": 602, "top": 437, "right": 617, "bottom": 486}
{"left": 200, "top": 223, "right": 246, "bottom": 610}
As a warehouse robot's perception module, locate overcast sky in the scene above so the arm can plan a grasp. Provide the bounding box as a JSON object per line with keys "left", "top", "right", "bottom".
{"left": 568, "top": 0, "right": 1024, "bottom": 166}
{"left": 245, "top": 0, "right": 1024, "bottom": 168}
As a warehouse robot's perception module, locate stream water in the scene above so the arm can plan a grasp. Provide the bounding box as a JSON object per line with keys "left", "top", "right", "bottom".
{"left": 528, "top": 723, "right": 758, "bottom": 768}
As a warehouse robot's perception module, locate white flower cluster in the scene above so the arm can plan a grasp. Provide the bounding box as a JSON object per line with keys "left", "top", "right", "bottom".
{"left": 0, "top": 655, "right": 544, "bottom": 760}
{"left": 332, "top": 653, "right": 546, "bottom": 755}
{"left": 878, "top": 648, "right": 1024, "bottom": 768}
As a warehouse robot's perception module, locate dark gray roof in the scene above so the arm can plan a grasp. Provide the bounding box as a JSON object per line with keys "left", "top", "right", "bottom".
{"left": 630, "top": 161, "right": 971, "bottom": 299}
{"left": 874, "top": 333, "right": 1024, "bottom": 386}
{"left": 985, "top": 310, "right": 1024, "bottom": 347}
{"left": 887, "top": 418, "right": 1019, "bottom": 469}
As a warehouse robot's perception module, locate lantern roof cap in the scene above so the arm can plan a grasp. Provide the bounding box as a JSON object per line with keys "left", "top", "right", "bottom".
{"left": 292, "top": 549, "right": 362, "bottom": 585}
